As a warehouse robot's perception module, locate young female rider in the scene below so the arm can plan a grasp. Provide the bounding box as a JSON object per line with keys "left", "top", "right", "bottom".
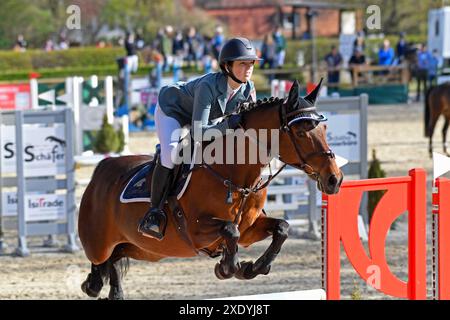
{"left": 138, "top": 37, "right": 261, "bottom": 240}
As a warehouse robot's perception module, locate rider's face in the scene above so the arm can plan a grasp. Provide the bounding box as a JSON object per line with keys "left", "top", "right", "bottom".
{"left": 230, "top": 60, "right": 255, "bottom": 83}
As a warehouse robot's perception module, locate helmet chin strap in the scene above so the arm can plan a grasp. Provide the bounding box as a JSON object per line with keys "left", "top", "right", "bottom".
{"left": 223, "top": 64, "right": 246, "bottom": 84}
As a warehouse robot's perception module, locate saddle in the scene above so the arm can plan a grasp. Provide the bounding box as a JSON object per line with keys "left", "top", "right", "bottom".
{"left": 120, "top": 144, "right": 193, "bottom": 203}
{"left": 120, "top": 143, "right": 203, "bottom": 254}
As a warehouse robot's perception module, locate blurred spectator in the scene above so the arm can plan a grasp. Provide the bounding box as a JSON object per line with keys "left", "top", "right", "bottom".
{"left": 349, "top": 48, "right": 366, "bottom": 83}
{"left": 428, "top": 49, "right": 440, "bottom": 87}
{"left": 160, "top": 26, "right": 174, "bottom": 72}
{"left": 416, "top": 43, "right": 431, "bottom": 101}
{"left": 396, "top": 32, "right": 407, "bottom": 63}
{"left": 44, "top": 39, "right": 54, "bottom": 52}
{"left": 261, "top": 33, "right": 276, "bottom": 69}
{"left": 172, "top": 30, "right": 185, "bottom": 56}
{"left": 58, "top": 34, "right": 69, "bottom": 50}
{"left": 125, "top": 32, "right": 139, "bottom": 73}
{"left": 378, "top": 39, "right": 395, "bottom": 66}
{"left": 172, "top": 30, "right": 185, "bottom": 82}
{"left": 353, "top": 30, "right": 365, "bottom": 53}
{"left": 324, "top": 45, "right": 343, "bottom": 85}
{"left": 14, "top": 34, "right": 27, "bottom": 52}
{"left": 96, "top": 40, "right": 106, "bottom": 48}
{"left": 260, "top": 33, "right": 276, "bottom": 83}
{"left": 185, "top": 27, "right": 204, "bottom": 70}
{"left": 118, "top": 36, "right": 125, "bottom": 47}
{"left": 201, "top": 35, "right": 214, "bottom": 74}
{"left": 273, "top": 26, "right": 286, "bottom": 68}
{"left": 149, "top": 47, "right": 164, "bottom": 89}
{"left": 136, "top": 29, "right": 145, "bottom": 50}
{"left": 211, "top": 25, "right": 224, "bottom": 61}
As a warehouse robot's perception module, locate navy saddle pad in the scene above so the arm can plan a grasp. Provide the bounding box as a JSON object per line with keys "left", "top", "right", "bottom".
{"left": 120, "top": 161, "right": 192, "bottom": 203}
{"left": 120, "top": 162, "right": 154, "bottom": 203}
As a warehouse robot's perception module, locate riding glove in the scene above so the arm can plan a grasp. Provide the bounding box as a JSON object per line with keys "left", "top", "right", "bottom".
{"left": 227, "top": 114, "right": 242, "bottom": 130}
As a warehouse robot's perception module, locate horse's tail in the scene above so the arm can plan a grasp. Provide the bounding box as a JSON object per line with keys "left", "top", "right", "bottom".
{"left": 97, "top": 256, "right": 130, "bottom": 285}
{"left": 115, "top": 257, "right": 130, "bottom": 279}
{"left": 424, "top": 86, "right": 433, "bottom": 137}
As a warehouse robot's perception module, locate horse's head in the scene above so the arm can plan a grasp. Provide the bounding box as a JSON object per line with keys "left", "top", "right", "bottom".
{"left": 278, "top": 79, "right": 343, "bottom": 195}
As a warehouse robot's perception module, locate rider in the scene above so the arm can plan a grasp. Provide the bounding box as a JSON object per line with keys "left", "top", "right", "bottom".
{"left": 138, "top": 37, "right": 261, "bottom": 240}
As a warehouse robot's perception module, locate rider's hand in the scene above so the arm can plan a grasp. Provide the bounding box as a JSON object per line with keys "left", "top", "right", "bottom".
{"left": 227, "top": 114, "right": 242, "bottom": 130}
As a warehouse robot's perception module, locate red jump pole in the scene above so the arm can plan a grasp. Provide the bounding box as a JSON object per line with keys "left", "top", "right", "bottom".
{"left": 433, "top": 177, "right": 450, "bottom": 300}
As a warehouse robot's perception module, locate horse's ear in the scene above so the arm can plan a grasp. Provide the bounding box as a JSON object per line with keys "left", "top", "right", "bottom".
{"left": 304, "top": 78, "right": 323, "bottom": 105}
{"left": 287, "top": 80, "right": 300, "bottom": 105}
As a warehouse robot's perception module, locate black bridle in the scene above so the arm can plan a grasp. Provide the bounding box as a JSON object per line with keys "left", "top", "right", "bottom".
{"left": 278, "top": 98, "right": 336, "bottom": 181}
{"left": 197, "top": 97, "right": 337, "bottom": 221}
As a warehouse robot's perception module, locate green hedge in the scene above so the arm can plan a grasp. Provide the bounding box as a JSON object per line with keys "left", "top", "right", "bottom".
{"left": 0, "top": 47, "right": 125, "bottom": 71}
{"left": 0, "top": 65, "right": 150, "bottom": 82}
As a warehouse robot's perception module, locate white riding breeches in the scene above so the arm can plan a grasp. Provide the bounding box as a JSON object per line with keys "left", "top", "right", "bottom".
{"left": 155, "top": 105, "right": 183, "bottom": 169}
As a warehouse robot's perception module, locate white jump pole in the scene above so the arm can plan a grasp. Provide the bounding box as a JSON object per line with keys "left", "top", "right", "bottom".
{"left": 211, "top": 289, "right": 326, "bottom": 300}
{"left": 105, "top": 76, "right": 114, "bottom": 125}
{"left": 30, "top": 78, "right": 39, "bottom": 109}
{"left": 121, "top": 114, "right": 131, "bottom": 155}
{"left": 72, "top": 76, "right": 83, "bottom": 156}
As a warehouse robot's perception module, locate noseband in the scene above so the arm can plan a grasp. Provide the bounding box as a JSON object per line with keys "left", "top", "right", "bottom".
{"left": 279, "top": 99, "right": 336, "bottom": 180}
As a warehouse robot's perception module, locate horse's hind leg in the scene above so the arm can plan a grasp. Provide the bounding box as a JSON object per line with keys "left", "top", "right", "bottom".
{"left": 107, "top": 258, "right": 127, "bottom": 300}
{"left": 107, "top": 245, "right": 130, "bottom": 300}
{"left": 428, "top": 94, "right": 441, "bottom": 158}
{"left": 215, "top": 221, "right": 240, "bottom": 280}
{"left": 442, "top": 118, "right": 449, "bottom": 156}
{"left": 429, "top": 115, "right": 439, "bottom": 158}
{"left": 235, "top": 216, "right": 289, "bottom": 280}
{"left": 81, "top": 262, "right": 108, "bottom": 298}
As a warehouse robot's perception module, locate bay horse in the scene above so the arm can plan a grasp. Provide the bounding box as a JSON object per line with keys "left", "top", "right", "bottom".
{"left": 425, "top": 82, "right": 450, "bottom": 157}
{"left": 78, "top": 80, "right": 343, "bottom": 299}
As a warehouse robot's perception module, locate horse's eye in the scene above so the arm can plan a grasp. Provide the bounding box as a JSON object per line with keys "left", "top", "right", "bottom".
{"left": 296, "top": 130, "right": 306, "bottom": 138}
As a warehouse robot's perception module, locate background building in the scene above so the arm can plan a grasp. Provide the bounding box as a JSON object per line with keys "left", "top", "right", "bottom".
{"left": 184, "top": 0, "right": 362, "bottom": 39}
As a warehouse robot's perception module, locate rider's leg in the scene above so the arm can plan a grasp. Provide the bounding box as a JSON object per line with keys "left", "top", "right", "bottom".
{"left": 138, "top": 105, "right": 181, "bottom": 240}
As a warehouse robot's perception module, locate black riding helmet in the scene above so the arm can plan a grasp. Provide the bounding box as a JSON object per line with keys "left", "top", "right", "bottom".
{"left": 219, "top": 37, "right": 261, "bottom": 84}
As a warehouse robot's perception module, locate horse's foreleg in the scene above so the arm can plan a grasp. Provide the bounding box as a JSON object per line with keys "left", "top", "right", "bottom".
{"left": 215, "top": 221, "right": 240, "bottom": 280}
{"left": 81, "top": 262, "right": 108, "bottom": 298}
{"left": 442, "top": 119, "right": 449, "bottom": 156}
{"left": 235, "top": 216, "right": 289, "bottom": 280}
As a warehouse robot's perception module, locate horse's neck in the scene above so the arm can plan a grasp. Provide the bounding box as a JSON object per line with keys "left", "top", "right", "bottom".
{"left": 214, "top": 162, "right": 266, "bottom": 190}
{"left": 218, "top": 107, "right": 279, "bottom": 188}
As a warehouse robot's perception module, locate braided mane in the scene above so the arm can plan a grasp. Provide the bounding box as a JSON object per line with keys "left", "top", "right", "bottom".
{"left": 235, "top": 96, "right": 284, "bottom": 115}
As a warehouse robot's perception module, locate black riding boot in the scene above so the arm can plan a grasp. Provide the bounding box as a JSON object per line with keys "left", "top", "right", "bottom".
{"left": 138, "top": 161, "right": 173, "bottom": 240}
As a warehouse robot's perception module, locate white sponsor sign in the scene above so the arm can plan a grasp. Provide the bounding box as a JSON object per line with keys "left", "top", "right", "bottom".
{"left": 2, "top": 192, "right": 66, "bottom": 221}
{"left": 1, "top": 124, "right": 66, "bottom": 177}
{"left": 322, "top": 112, "right": 360, "bottom": 162}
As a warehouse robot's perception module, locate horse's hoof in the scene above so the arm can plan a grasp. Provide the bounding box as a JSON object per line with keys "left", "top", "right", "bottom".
{"left": 260, "top": 265, "right": 271, "bottom": 275}
{"left": 234, "top": 261, "right": 257, "bottom": 280}
{"left": 108, "top": 289, "right": 124, "bottom": 300}
{"left": 81, "top": 280, "right": 101, "bottom": 298}
{"left": 214, "top": 263, "right": 233, "bottom": 280}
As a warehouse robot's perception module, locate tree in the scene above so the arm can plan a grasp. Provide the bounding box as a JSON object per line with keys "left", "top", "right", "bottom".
{"left": 94, "top": 115, "right": 120, "bottom": 154}
{"left": 0, "top": 0, "right": 220, "bottom": 48}
{"left": 0, "top": 0, "right": 55, "bottom": 49}
{"left": 367, "top": 149, "right": 386, "bottom": 224}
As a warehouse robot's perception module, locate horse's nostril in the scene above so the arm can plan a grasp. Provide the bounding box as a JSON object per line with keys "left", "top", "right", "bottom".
{"left": 328, "top": 174, "right": 338, "bottom": 187}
